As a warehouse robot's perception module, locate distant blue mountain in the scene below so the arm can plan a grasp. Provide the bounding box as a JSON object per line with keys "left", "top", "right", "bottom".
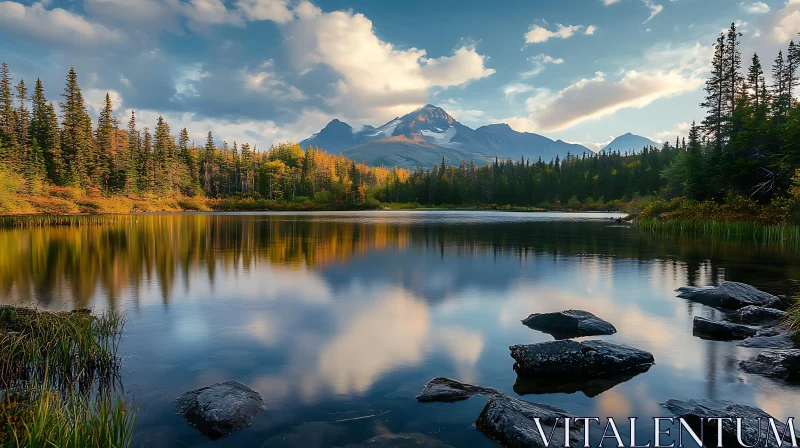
{"left": 600, "top": 133, "right": 659, "bottom": 153}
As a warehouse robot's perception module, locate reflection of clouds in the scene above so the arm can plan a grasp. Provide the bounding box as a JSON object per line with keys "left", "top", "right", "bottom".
{"left": 246, "top": 312, "right": 280, "bottom": 346}
{"left": 431, "top": 326, "right": 485, "bottom": 384}
{"left": 318, "top": 289, "right": 430, "bottom": 395}
{"left": 596, "top": 390, "right": 632, "bottom": 420}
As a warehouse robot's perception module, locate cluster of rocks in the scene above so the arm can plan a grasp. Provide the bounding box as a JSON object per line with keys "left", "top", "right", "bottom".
{"left": 677, "top": 282, "right": 800, "bottom": 383}
{"left": 171, "top": 281, "right": 798, "bottom": 447}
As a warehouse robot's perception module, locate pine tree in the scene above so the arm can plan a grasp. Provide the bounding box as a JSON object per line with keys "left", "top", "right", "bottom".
{"left": 153, "top": 116, "right": 174, "bottom": 193}
{"left": 30, "top": 78, "right": 63, "bottom": 183}
{"left": 747, "top": 53, "right": 766, "bottom": 112}
{"left": 773, "top": 51, "right": 790, "bottom": 125}
{"left": 95, "top": 93, "right": 114, "bottom": 191}
{"left": 786, "top": 41, "right": 799, "bottom": 102}
{"left": 701, "top": 33, "right": 728, "bottom": 148}
{"left": 203, "top": 131, "right": 215, "bottom": 194}
{"left": 685, "top": 122, "right": 704, "bottom": 200}
{"left": 725, "top": 23, "right": 743, "bottom": 118}
{"left": 15, "top": 79, "right": 30, "bottom": 154}
{"left": 60, "top": 68, "right": 94, "bottom": 185}
{"left": 125, "top": 111, "right": 140, "bottom": 194}
{"left": 0, "top": 62, "right": 18, "bottom": 164}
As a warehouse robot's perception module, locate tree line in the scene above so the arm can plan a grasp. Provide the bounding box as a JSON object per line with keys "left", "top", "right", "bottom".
{"left": 0, "top": 63, "right": 399, "bottom": 206}
{"left": 1, "top": 24, "right": 799, "bottom": 212}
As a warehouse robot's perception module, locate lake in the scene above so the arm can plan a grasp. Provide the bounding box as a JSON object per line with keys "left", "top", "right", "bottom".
{"left": 2, "top": 211, "right": 799, "bottom": 447}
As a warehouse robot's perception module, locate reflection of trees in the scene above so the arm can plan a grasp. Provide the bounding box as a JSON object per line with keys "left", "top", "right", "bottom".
{"left": 0, "top": 216, "right": 797, "bottom": 308}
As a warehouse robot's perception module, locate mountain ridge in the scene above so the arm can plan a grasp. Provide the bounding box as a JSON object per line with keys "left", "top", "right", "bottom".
{"left": 300, "top": 105, "right": 650, "bottom": 168}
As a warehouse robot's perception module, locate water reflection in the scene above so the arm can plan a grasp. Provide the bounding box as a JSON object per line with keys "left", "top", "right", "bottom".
{"left": 1, "top": 211, "right": 800, "bottom": 447}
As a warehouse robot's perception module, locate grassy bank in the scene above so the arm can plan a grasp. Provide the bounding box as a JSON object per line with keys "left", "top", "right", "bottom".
{"left": 0, "top": 306, "right": 135, "bottom": 447}
{"left": 631, "top": 194, "right": 800, "bottom": 244}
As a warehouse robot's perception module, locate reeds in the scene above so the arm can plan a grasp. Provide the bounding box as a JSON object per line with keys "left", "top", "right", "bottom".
{"left": 0, "top": 215, "right": 136, "bottom": 229}
{"left": 0, "top": 306, "right": 124, "bottom": 390}
{"left": 1, "top": 381, "right": 136, "bottom": 448}
{"left": 0, "top": 306, "right": 135, "bottom": 448}
{"left": 637, "top": 219, "right": 800, "bottom": 245}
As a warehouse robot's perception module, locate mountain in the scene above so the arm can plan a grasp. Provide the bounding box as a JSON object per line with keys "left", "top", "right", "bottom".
{"left": 300, "top": 105, "right": 588, "bottom": 169}
{"left": 600, "top": 133, "right": 659, "bottom": 153}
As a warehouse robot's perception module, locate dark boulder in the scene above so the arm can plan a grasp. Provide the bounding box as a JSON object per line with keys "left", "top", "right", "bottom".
{"left": 510, "top": 340, "right": 654, "bottom": 378}
{"left": 664, "top": 398, "right": 800, "bottom": 448}
{"left": 340, "top": 433, "right": 454, "bottom": 448}
{"left": 734, "top": 305, "right": 787, "bottom": 325}
{"left": 740, "top": 349, "right": 800, "bottom": 381}
{"left": 676, "top": 281, "right": 782, "bottom": 309}
{"left": 512, "top": 363, "right": 652, "bottom": 397}
{"left": 521, "top": 310, "right": 616, "bottom": 339}
{"left": 475, "top": 394, "right": 581, "bottom": 448}
{"left": 415, "top": 377, "right": 499, "bottom": 403}
{"left": 175, "top": 380, "right": 266, "bottom": 439}
{"left": 261, "top": 422, "right": 347, "bottom": 448}
{"left": 692, "top": 316, "right": 757, "bottom": 340}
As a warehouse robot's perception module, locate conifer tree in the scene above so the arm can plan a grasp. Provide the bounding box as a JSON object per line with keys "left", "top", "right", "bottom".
{"left": 60, "top": 68, "right": 94, "bottom": 185}
{"left": 30, "top": 78, "right": 63, "bottom": 183}
{"left": 702, "top": 33, "right": 728, "bottom": 148}
{"left": 125, "top": 111, "right": 140, "bottom": 194}
{"left": 95, "top": 93, "right": 114, "bottom": 191}
{"left": 0, "top": 62, "right": 18, "bottom": 164}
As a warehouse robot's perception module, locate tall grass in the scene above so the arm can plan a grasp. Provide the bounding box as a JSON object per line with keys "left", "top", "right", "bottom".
{"left": 0, "top": 306, "right": 124, "bottom": 390}
{"left": 0, "top": 215, "right": 138, "bottom": 229}
{"left": 637, "top": 219, "right": 800, "bottom": 246}
{"left": 0, "top": 306, "right": 135, "bottom": 448}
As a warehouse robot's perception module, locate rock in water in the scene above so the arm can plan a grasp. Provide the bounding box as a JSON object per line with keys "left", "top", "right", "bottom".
{"left": 176, "top": 380, "right": 266, "bottom": 439}
{"left": 475, "top": 394, "right": 581, "bottom": 448}
{"left": 692, "top": 317, "right": 757, "bottom": 340}
{"left": 740, "top": 349, "right": 800, "bottom": 381}
{"left": 521, "top": 310, "right": 616, "bottom": 339}
{"left": 735, "top": 305, "right": 787, "bottom": 324}
{"left": 512, "top": 363, "right": 652, "bottom": 397}
{"left": 340, "top": 433, "right": 454, "bottom": 448}
{"left": 261, "top": 422, "right": 347, "bottom": 448}
{"left": 510, "top": 340, "right": 654, "bottom": 378}
{"left": 739, "top": 335, "right": 795, "bottom": 349}
{"left": 664, "top": 398, "right": 800, "bottom": 448}
{"left": 676, "top": 281, "right": 782, "bottom": 309}
{"left": 415, "top": 377, "right": 499, "bottom": 402}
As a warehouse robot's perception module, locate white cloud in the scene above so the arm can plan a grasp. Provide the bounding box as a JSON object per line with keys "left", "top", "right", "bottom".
{"left": 284, "top": 8, "right": 494, "bottom": 122}
{"left": 241, "top": 60, "right": 307, "bottom": 101}
{"left": 653, "top": 121, "right": 691, "bottom": 142}
{"left": 503, "top": 83, "right": 536, "bottom": 100}
{"left": 507, "top": 42, "right": 709, "bottom": 133}
{"left": 585, "top": 25, "right": 597, "bottom": 35}
{"left": 0, "top": 1, "right": 126, "bottom": 46}
{"left": 524, "top": 23, "right": 587, "bottom": 44}
{"left": 520, "top": 53, "right": 564, "bottom": 78}
{"left": 603, "top": 0, "right": 621, "bottom": 4}
{"left": 741, "top": 1, "right": 770, "bottom": 14}
{"left": 642, "top": 0, "right": 664, "bottom": 23}
{"left": 235, "top": 0, "right": 293, "bottom": 23}
{"left": 773, "top": 9, "right": 800, "bottom": 42}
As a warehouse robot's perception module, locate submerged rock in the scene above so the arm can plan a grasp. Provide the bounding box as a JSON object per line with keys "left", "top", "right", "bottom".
{"left": 261, "top": 422, "right": 347, "bottom": 448}
{"left": 510, "top": 340, "right": 654, "bottom": 378}
{"left": 415, "top": 377, "right": 499, "bottom": 403}
{"left": 735, "top": 305, "right": 787, "bottom": 324}
{"left": 740, "top": 349, "right": 800, "bottom": 381}
{"left": 475, "top": 394, "right": 581, "bottom": 448}
{"left": 692, "top": 316, "right": 757, "bottom": 340}
{"left": 676, "top": 281, "right": 782, "bottom": 309}
{"left": 664, "top": 398, "right": 800, "bottom": 448}
{"left": 521, "top": 310, "right": 616, "bottom": 339}
{"left": 175, "top": 380, "right": 266, "bottom": 439}
{"left": 738, "top": 335, "right": 796, "bottom": 349}
{"left": 513, "top": 363, "right": 652, "bottom": 397}
{"left": 341, "top": 433, "right": 454, "bottom": 448}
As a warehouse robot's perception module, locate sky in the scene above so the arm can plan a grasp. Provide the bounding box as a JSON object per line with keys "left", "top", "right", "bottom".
{"left": 1, "top": 0, "right": 799, "bottom": 151}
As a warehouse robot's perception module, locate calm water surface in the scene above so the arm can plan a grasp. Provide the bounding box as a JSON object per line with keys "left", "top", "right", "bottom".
{"left": 2, "top": 211, "right": 800, "bottom": 447}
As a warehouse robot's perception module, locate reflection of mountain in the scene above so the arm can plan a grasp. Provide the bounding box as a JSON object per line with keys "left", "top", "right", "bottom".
{"left": 0, "top": 214, "right": 798, "bottom": 308}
